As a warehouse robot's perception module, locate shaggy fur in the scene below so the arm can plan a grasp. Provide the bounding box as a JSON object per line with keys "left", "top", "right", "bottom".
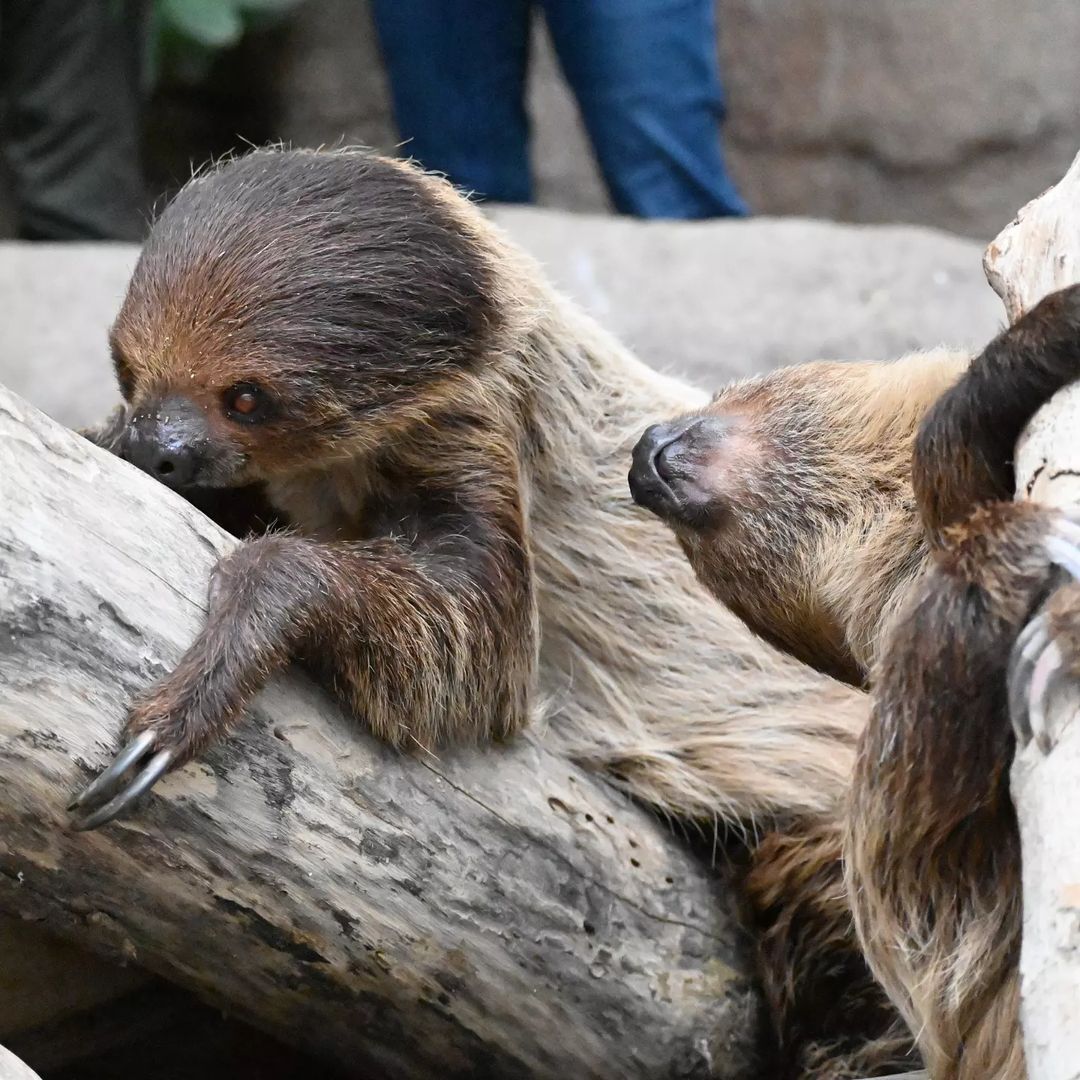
{"left": 631, "top": 285, "right": 1080, "bottom": 1078}
{"left": 82, "top": 148, "right": 873, "bottom": 1073}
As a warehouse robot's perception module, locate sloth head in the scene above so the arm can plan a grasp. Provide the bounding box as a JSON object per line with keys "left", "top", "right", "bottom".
{"left": 108, "top": 147, "right": 503, "bottom": 489}
{"left": 628, "top": 358, "right": 945, "bottom": 685}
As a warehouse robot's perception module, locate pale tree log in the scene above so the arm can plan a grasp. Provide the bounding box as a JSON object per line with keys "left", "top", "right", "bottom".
{"left": 0, "top": 1044, "right": 42, "bottom": 1080}
{"left": 984, "top": 150, "right": 1080, "bottom": 326}
{"left": 852, "top": 155, "right": 1080, "bottom": 1080}
{"left": 987, "top": 148, "right": 1080, "bottom": 1080}
{"left": 0, "top": 384, "right": 760, "bottom": 1080}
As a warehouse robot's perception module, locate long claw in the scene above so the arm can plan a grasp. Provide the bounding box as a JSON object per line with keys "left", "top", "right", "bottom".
{"left": 67, "top": 731, "right": 157, "bottom": 812}
{"left": 1028, "top": 639, "right": 1065, "bottom": 755}
{"left": 1047, "top": 528, "right": 1080, "bottom": 581}
{"left": 71, "top": 748, "right": 176, "bottom": 831}
{"left": 1010, "top": 615, "right": 1050, "bottom": 746}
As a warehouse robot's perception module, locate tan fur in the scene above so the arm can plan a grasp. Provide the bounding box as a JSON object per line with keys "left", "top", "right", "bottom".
{"left": 86, "top": 149, "right": 877, "bottom": 1075}
{"left": 382, "top": 181, "right": 871, "bottom": 824}
{"left": 637, "top": 291, "right": 1080, "bottom": 1079}
{"left": 669, "top": 353, "right": 969, "bottom": 684}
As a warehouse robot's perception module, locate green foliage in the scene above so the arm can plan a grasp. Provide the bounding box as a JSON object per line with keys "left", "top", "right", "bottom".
{"left": 149, "top": 0, "right": 303, "bottom": 85}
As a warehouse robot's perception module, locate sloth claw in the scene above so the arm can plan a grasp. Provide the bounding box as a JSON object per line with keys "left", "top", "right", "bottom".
{"left": 1010, "top": 524, "right": 1080, "bottom": 755}
{"left": 1009, "top": 615, "right": 1050, "bottom": 749}
{"left": 1027, "top": 638, "right": 1065, "bottom": 755}
{"left": 68, "top": 731, "right": 175, "bottom": 830}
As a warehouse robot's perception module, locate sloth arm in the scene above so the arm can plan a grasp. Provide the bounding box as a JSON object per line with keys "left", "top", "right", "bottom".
{"left": 915, "top": 284, "right": 1080, "bottom": 540}
{"left": 69, "top": 455, "right": 535, "bottom": 828}
{"left": 847, "top": 287, "right": 1080, "bottom": 1072}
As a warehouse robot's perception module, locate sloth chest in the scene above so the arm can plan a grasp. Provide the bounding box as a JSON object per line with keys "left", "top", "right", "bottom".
{"left": 268, "top": 464, "right": 377, "bottom": 542}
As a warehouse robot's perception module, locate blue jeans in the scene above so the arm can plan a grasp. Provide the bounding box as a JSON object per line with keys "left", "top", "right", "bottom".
{"left": 370, "top": 0, "right": 748, "bottom": 219}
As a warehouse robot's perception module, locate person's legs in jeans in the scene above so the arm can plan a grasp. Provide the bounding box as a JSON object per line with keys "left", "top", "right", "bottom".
{"left": 0, "top": 0, "right": 148, "bottom": 241}
{"left": 541, "top": 0, "right": 747, "bottom": 219}
{"left": 370, "top": 0, "right": 534, "bottom": 203}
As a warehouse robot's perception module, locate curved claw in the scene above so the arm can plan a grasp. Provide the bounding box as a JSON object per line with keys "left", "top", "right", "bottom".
{"left": 1047, "top": 531, "right": 1080, "bottom": 582}
{"left": 67, "top": 731, "right": 157, "bottom": 812}
{"left": 1008, "top": 521, "right": 1080, "bottom": 755}
{"left": 1028, "top": 639, "right": 1065, "bottom": 756}
{"left": 1010, "top": 615, "right": 1050, "bottom": 747}
{"left": 68, "top": 730, "right": 176, "bottom": 830}
{"left": 71, "top": 748, "right": 175, "bottom": 831}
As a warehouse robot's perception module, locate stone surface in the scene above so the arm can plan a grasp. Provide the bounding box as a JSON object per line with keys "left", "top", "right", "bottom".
{"left": 0, "top": 214, "right": 999, "bottom": 427}
{"left": 487, "top": 208, "right": 1002, "bottom": 385}
{"left": 720, "top": 0, "right": 1080, "bottom": 240}
{"left": 274, "top": 0, "right": 1080, "bottom": 240}
{"left": 0, "top": 243, "right": 134, "bottom": 428}
{"left": 3, "top": 1, "right": 1076, "bottom": 239}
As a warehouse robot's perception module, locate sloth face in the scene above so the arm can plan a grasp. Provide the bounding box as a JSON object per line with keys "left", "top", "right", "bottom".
{"left": 107, "top": 147, "right": 503, "bottom": 488}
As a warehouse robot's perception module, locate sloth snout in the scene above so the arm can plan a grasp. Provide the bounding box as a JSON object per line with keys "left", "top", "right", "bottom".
{"left": 629, "top": 416, "right": 733, "bottom": 524}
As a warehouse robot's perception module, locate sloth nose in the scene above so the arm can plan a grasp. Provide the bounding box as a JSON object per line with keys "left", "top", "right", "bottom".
{"left": 122, "top": 397, "right": 209, "bottom": 490}
{"left": 629, "top": 416, "right": 729, "bottom": 518}
{"left": 629, "top": 418, "right": 697, "bottom": 513}
{"left": 636, "top": 421, "right": 686, "bottom": 478}
{"left": 124, "top": 434, "right": 201, "bottom": 488}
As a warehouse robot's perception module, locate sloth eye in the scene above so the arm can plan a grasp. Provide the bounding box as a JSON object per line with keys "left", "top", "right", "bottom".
{"left": 223, "top": 383, "right": 271, "bottom": 423}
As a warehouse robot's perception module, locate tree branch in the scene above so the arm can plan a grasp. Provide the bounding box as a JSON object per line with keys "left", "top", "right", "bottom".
{"left": 988, "top": 148, "right": 1080, "bottom": 1080}
{"left": 0, "top": 386, "right": 759, "bottom": 1079}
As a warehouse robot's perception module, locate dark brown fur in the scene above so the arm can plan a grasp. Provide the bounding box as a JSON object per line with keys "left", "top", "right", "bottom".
{"left": 78, "top": 146, "right": 886, "bottom": 1076}
{"left": 87, "top": 149, "right": 536, "bottom": 763}
{"left": 632, "top": 285, "right": 1080, "bottom": 1078}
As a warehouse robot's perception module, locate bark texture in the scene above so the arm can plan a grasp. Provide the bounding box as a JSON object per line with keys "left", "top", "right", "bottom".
{"left": 0, "top": 385, "right": 761, "bottom": 1080}
{"left": 989, "top": 149, "right": 1080, "bottom": 1080}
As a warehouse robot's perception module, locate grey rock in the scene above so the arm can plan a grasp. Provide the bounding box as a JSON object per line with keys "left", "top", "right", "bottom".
{"left": 488, "top": 207, "right": 1003, "bottom": 386}
{"left": 0, "top": 213, "right": 1000, "bottom": 426}
{"left": 0, "top": 243, "right": 135, "bottom": 428}
{"left": 275, "top": 0, "right": 1080, "bottom": 240}
{"left": 720, "top": 0, "right": 1080, "bottom": 241}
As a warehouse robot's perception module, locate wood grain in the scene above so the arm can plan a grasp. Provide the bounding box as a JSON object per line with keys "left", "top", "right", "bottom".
{"left": 989, "top": 150, "right": 1080, "bottom": 1080}
{"left": 0, "top": 383, "right": 758, "bottom": 1079}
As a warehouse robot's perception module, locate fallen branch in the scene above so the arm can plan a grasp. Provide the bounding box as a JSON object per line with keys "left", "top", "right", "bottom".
{"left": 0, "top": 385, "right": 759, "bottom": 1079}
{"left": 988, "top": 149, "right": 1080, "bottom": 1080}
{"left": 0, "top": 1044, "right": 41, "bottom": 1080}
{"left": 984, "top": 150, "right": 1080, "bottom": 325}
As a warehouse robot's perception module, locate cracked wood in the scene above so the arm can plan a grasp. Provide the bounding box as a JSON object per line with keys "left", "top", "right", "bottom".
{"left": 0, "top": 384, "right": 760, "bottom": 1080}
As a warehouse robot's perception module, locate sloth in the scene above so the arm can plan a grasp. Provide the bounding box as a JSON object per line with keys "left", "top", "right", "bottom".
{"left": 629, "top": 284, "right": 1080, "bottom": 1079}
{"left": 65, "top": 147, "right": 893, "bottom": 1077}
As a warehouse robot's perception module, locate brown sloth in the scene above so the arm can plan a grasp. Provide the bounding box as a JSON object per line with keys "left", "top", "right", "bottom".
{"left": 66, "top": 148, "right": 890, "bottom": 1076}
{"left": 630, "top": 285, "right": 1080, "bottom": 1079}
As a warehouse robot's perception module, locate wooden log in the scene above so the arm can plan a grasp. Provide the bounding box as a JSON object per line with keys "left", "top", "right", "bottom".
{"left": 988, "top": 149, "right": 1080, "bottom": 1080}
{"left": 0, "top": 382, "right": 759, "bottom": 1079}
{"left": 0, "top": 1045, "right": 41, "bottom": 1080}
{"left": 984, "top": 149, "right": 1080, "bottom": 325}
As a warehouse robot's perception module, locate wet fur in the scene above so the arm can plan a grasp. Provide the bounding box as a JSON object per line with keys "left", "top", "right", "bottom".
{"left": 85, "top": 149, "right": 873, "bottom": 1073}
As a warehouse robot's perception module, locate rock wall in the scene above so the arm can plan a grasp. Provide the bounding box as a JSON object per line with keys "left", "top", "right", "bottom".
{"left": 271, "top": 0, "right": 1080, "bottom": 239}
{"left": 721, "top": 0, "right": 1080, "bottom": 239}
{"left": 2, "top": 0, "right": 1076, "bottom": 239}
